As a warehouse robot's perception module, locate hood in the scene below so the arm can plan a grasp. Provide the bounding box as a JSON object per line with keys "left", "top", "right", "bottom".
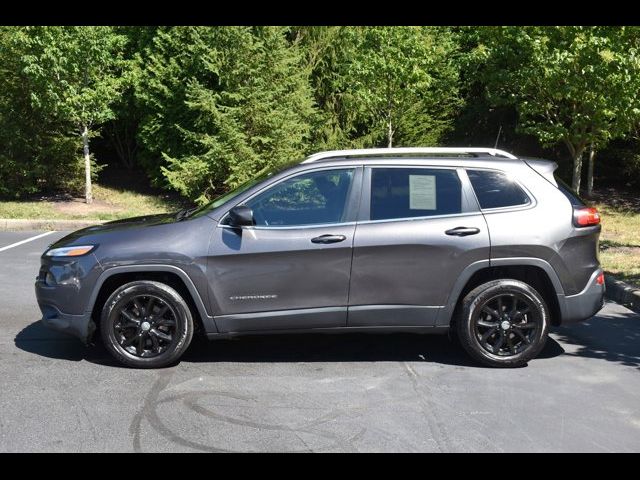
{"left": 49, "top": 212, "right": 179, "bottom": 248}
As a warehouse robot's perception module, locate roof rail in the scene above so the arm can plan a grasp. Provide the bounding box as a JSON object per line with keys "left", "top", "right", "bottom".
{"left": 301, "top": 147, "right": 518, "bottom": 163}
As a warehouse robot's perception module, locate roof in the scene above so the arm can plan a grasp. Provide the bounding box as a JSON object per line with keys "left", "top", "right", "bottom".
{"left": 301, "top": 147, "right": 518, "bottom": 164}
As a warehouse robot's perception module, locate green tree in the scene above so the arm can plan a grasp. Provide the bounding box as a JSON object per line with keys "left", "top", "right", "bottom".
{"left": 132, "top": 27, "right": 212, "bottom": 185}
{"left": 481, "top": 26, "right": 640, "bottom": 194}
{"left": 292, "top": 26, "right": 358, "bottom": 149}
{"left": 136, "top": 27, "right": 317, "bottom": 203}
{"left": 294, "top": 26, "right": 462, "bottom": 150}
{"left": 0, "top": 27, "right": 79, "bottom": 197}
{"left": 342, "top": 26, "right": 461, "bottom": 148}
{"left": 103, "top": 26, "right": 158, "bottom": 170}
{"left": 13, "top": 26, "right": 127, "bottom": 203}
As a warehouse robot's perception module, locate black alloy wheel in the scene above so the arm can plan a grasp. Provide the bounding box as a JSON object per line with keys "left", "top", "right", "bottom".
{"left": 473, "top": 292, "right": 539, "bottom": 357}
{"left": 101, "top": 280, "right": 194, "bottom": 368}
{"left": 456, "top": 279, "right": 550, "bottom": 368}
{"left": 114, "top": 294, "right": 178, "bottom": 358}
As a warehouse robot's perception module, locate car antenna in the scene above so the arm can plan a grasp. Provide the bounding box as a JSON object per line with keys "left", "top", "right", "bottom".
{"left": 494, "top": 125, "right": 503, "bottom": 149}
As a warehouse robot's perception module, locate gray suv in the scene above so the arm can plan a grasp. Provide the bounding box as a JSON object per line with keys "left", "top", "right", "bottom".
{"left": 35, "top": 147, "right": 605, "bottom": 368}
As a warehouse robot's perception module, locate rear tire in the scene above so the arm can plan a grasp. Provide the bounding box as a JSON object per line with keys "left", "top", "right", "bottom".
{"left": 100, "top": 280, "right": 194, "bottom": 368}
{"left": 456, "top": 279, "right": 549, "bottom": 368}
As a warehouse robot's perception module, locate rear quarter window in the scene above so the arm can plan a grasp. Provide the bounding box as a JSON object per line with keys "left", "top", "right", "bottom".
{"left": 467, "top": 169, "right": 530, "bottom": 209}
{"left": 554, "top": 175, "right": 586, "bottom": 207}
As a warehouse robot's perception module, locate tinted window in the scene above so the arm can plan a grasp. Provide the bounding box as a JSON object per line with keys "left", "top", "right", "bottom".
{"left": 370, "top": 168, "right": 462, "bottom": 221}
{"left": 244, "top": 169, "right": 354, "bottom": 227}
{"left": 555, "top": 175, "right": 586, "bottom": 207}
{"left": 467, "top": 170, "right": 530, "bottom": 209}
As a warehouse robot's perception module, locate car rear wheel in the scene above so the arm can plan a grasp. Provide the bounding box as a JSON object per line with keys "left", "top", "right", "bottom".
{"left": 100, "top": 280, "right": 194, "bottom": 368}
{"left": 456, "top": 279, "right": 549, "bottom": 368}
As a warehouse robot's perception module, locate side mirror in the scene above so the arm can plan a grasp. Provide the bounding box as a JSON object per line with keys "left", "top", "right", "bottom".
{"left": 227, "top": 205, "right": 254, "bottom": 228}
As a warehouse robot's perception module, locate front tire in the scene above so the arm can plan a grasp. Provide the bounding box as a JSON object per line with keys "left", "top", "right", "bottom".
{"left": 456, "top": 279, "right": 550, "bottom": 368}
{"left": 100, "top": 280, "right": 194, "bottom": 368}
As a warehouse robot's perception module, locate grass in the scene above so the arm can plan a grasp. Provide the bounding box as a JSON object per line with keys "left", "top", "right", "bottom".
{"left": 593, "top": 198, "right": 640, "bottom": 288}
{"left": 0, "top": 184, "right": 184, "bottom": 221}
{"left": 0, "top": 201, "right": 58, "bottom": 219}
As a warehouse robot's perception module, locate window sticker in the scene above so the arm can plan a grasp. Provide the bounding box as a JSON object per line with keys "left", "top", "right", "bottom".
{"left": 409, "top": 175, "right": 436, "bottom": 210}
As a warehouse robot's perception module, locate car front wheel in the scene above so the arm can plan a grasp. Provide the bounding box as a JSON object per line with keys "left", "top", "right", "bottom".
{"left": 456, "top": 279, "right": 550, "bottom": 368}
{"left": 100, "top": 280, "right": 194, "bottom": 368}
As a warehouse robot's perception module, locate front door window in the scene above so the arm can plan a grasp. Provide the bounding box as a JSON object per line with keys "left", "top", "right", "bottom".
{"left": 244, "top": 169, "right": 355, "bottom": 227}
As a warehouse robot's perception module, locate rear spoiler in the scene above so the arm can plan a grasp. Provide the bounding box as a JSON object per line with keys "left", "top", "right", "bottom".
{"left": 523, "top": 158, "right": 558, "bottom": 186}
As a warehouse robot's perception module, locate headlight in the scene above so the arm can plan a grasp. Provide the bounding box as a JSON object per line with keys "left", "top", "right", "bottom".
{"left": 45, "top": 245, "right": 96, "bottom": 257}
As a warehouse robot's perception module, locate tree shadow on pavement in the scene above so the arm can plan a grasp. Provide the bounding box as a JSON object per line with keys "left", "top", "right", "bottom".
{"left": 551, "top": 303, "right": 640, "bottom": 370}
{"left": 15, "top": 319, "right": 565, "bottom": 368}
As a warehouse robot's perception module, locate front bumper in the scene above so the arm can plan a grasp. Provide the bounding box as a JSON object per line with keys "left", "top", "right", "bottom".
{"left": 38, "top": 303, "right": 95, "bottom": 344}
{"left": 558, "top": 268, "right": 605, "bottom": 324}
{"left": 35, "top": 252, "right": 102, "bottom": 343}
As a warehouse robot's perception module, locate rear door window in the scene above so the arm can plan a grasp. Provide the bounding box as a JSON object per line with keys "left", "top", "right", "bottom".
{"left": 467, "top": 169, "right": 530, "bottom": 209}
{"left": 370, "top": 168, "right": 462, "bottom": 221}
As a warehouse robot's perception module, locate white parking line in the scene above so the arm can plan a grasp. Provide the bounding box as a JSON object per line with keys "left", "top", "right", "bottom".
{"left": 0, "top": 231, "right": 56, "bottom": 253}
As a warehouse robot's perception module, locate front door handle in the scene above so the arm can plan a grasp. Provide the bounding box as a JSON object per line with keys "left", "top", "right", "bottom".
{"left": 445, "top": 227, "right": 480, "bottom": 237}
{"left": 311, "top": 234, "right": 347, "bottom": 244}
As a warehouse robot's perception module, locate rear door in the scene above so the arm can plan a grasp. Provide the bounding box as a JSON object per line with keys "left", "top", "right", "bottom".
{"left": 348, "top": 166, "right": 490, "bottom": 326}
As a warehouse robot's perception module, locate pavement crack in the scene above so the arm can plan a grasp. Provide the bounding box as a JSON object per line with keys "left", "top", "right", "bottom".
{"left": 401, "top": 361, "right": 453, "bottom": 452}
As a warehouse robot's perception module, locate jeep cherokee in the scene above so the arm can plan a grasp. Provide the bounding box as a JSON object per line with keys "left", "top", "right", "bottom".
{"left": 35, "top": 147, "right": 605, "bottom": 368}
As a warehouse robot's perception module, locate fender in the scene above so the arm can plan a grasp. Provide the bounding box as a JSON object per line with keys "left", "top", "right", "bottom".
{"left": 436, "top": 257, "right": 565, "bottom": 326}
{"left": 86, "top": 264, "right": 218, "bottom": 334}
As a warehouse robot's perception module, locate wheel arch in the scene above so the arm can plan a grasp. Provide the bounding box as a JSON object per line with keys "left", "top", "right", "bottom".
{"left": 88, "top": 265, "right": 217, "bottom": 338}
{"left": 438, "top": 259, "right": 564, "bottom": 327}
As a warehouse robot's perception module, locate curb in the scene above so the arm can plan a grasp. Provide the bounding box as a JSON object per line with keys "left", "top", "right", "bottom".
{"left": 605, "top": 275, "right": 640, "bottom": 313}
{"left": 0, "top": 218, "right": 106, "bottom": 231}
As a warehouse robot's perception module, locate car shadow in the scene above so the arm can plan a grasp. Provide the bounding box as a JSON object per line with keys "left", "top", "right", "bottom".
{"left": 14, "top": 320, "right": 117, "bottom": 365}
{"left": 551, "top": 303, "right": 640, "bottom": 369}
{"left": 183, "top": 332, "right": 483, "bottom": 366}
{"left": 15, "top": 320, "right": 566, "bottom": 368}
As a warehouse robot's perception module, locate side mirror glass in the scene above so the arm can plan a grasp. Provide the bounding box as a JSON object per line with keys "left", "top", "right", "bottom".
{"left": 227, "top": 205, "right": 254, "bottom": 227}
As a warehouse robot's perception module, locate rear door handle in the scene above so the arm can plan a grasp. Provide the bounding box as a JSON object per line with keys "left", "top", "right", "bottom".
{"left": 311, "top": 234, "right": 347, "bottom": 244}
{"left": 445, "top": 227, "right": 480, "bottom": 237}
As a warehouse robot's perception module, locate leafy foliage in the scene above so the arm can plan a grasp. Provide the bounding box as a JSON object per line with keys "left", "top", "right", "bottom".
{"left": 342, "top": 26, "right": 461, "bottom": 147}
{"left": 1, "top": 26, "right": 640, "bottom": 202}
{"left": 477, "top": 26, "right": 640, "bottom": 192}
{"left": 295, "top": 26, "right": 462, "bottom": 149}
{"left": 137, "top": 27, "right": 317, "bottom": 203}
{"left": 0, "top": 26, "right": 125, "bottom": 198}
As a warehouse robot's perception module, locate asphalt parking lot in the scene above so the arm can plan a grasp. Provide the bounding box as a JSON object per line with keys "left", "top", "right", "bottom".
{"left": 1, "top": 229, "right": 639, "bottom": 452}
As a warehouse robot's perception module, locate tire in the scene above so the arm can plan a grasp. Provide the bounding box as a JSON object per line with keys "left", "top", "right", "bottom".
{"left": 100, "top": 280, "right": 194, "bottom": 368}
{"left": 455, "top": 279, "right": 550, "bottom": 368}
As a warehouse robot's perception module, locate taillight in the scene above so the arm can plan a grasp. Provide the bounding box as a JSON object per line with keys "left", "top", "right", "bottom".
{"left": 596, "top": 272, "right": 605, "bottom": 285}
{"left": 573, "top": 207, "right": 600, "bottom": 227}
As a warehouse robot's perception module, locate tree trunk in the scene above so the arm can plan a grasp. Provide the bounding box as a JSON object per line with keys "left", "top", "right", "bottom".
{"left": 82, "top": 125, "right": 93, "bottom": 204}
{"left": 107, "top": 120, "right": 138, "bottom": 170}
{"left": 571, "top": 146, "right": 586, "bottom": 194}
{"left": 586, "top": 143, "right": 596, "bottom": 198}
{"left": 387, "top": 115, "right": 393, "bottom": 148}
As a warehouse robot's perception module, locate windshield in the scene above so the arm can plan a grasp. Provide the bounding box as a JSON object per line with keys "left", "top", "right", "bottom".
{"left": 184, "top": 161, "right": 299, "bottom": 219}
{"left": 209, "top": 172, "right": 272, "bottom": 209}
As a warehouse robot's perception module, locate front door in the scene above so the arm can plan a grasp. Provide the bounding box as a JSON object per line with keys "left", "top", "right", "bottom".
{"left": 348, "top": 166, "right": 490, "bottom": 326}
{"left": 208, "top": 167, "right": 361, "bottom": 333}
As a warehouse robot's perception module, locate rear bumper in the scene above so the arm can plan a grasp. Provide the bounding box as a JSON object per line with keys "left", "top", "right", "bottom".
{"left": 38, "top": 303, "right": 95, "bottom": 344}
{"left": 557, "top": 269, "right": 605, "bottom": 324}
